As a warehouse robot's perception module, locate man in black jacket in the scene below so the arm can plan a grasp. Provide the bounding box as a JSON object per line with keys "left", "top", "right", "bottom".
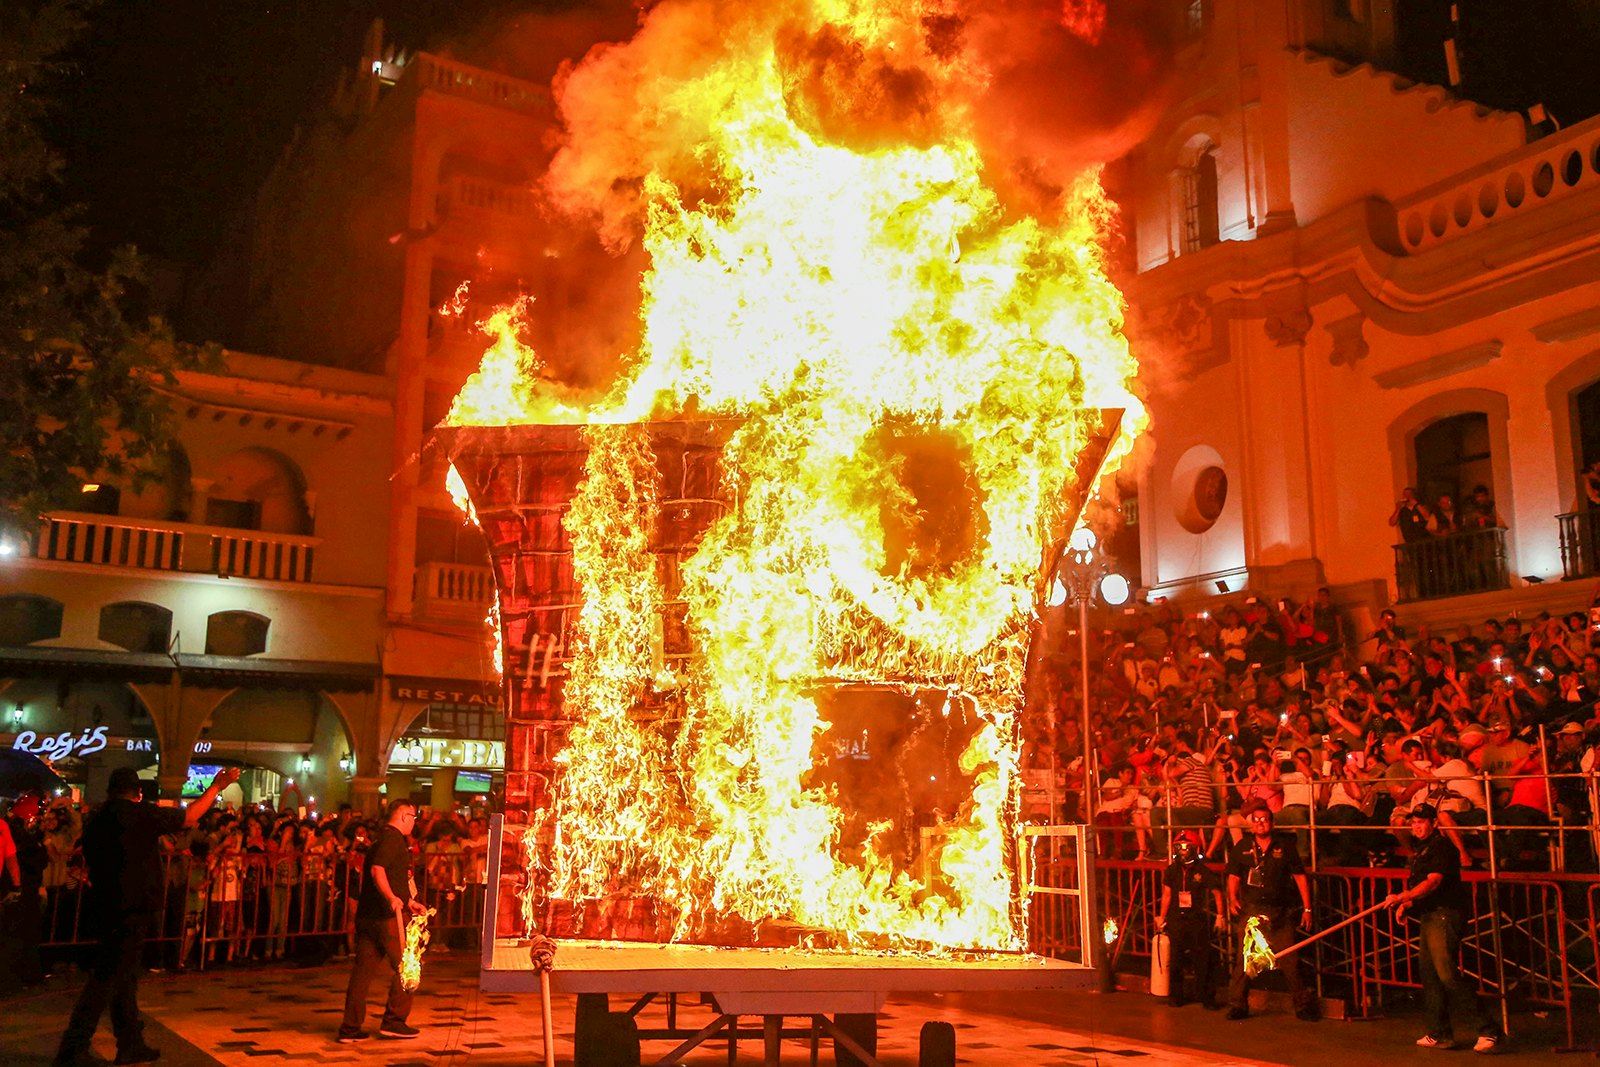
{"left": 55, "top": 765, "right": 237, "bottom": 1067}
{"left": 1224, "top": 799, "right": 1317, "bottom": 1022}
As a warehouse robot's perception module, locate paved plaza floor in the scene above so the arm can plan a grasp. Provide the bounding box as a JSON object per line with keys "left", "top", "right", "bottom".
{"left": 0, "top": 952, "right": 1584, "bottom": 1066}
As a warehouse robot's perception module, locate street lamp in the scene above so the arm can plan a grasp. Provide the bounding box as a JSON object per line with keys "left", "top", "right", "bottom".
{"left": 1051, "top": 527, "right": 1128, "bottom": 821}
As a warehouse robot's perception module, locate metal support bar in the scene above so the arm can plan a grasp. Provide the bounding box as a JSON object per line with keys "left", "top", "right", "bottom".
{"left": 812, "top": 1015, "right": 884, "bottom": 1067}
{"left": 652, "top": 1013, "right": 733, "bottom": 1067}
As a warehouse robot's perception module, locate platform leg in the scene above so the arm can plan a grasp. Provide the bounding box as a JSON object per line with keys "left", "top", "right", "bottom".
{"left": 727, "top": 1011, "right": 737, "bottom": 1067}
{"left": 823, "top": 1013, "right": 879, "bottom": 1067}
{"left": 765, "top": 1015, "right": 782, "bottom": 1065}
{"left": 809, "top": 1016, "right": 821, "bottom": 1067}
{"left": 574, "top": 993, "right": 609, "bottom": 1067}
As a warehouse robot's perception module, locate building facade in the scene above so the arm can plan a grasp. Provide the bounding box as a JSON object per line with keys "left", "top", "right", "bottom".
{"left": 1121, "top": 1, "right": 1600, "bottom": 633}
{"left": 1, "top": 354, "right": 391, "bottom": 808}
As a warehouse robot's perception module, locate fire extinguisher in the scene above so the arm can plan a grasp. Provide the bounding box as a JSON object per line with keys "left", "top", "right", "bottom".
{"left": 1149, "top": 925, "right": 1171, "bottom": 998}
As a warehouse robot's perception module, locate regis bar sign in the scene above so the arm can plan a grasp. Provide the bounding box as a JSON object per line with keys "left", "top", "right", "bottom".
{"left": 389, "top": 737, "right": 505, "bottom": 769}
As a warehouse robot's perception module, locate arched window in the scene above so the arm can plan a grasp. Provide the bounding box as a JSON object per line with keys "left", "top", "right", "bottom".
{"left": 1414, "top": 413, "right": 1495, "bottom": 520}
{"left": 100, "top": 602, "right": 173, "bottom": 654}
{"left": 1182, "top": 147, "right": 1220, "bottom": 254}
{"left": 205, "top": 611, "right": 270, "bottom": 657}
{"left": 203, "top": 448, "right": 311, "bottom": 534}
{"left": 0, "top": 594, "right": 64, "bottom": 647}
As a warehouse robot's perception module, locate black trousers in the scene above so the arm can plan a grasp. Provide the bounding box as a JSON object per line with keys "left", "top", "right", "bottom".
{"left": 57, "top": 913, "right": 151, "bottom": 1058}
{"left": 1167, "top": 913, "right": 1217, "bottom": 1004}
{"left": 340, "top": 915, "right": 413, "bottom": 1037}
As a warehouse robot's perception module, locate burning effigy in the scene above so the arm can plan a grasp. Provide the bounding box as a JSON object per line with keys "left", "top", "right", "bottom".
{"left": 440, "top": 0, "right": 1152, "bottom": 956}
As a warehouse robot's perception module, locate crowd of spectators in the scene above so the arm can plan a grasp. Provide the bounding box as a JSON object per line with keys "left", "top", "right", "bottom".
{"left": 1024, "top": 587, "right": 1600, "bottom": 873}
{"left": 0, "top": 793, "right": 490, "bottom": 990}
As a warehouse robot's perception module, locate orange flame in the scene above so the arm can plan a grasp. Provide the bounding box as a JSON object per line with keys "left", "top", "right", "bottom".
{"left": 447, "top": 0, "right": 1144, "bottom": 954}
{"left": 1102, "top": 917, "right": 1119, "bottom": 946}
{"left": 1241, "top": 915, "right": 1276, "bottom": 978}
{"left": 400, "top": 907, "right": 436, "bottom": 992}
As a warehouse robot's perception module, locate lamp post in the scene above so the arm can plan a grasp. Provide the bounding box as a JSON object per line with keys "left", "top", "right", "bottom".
{"left": 1051, "top": 527, "right": 1128, "bottom": 821}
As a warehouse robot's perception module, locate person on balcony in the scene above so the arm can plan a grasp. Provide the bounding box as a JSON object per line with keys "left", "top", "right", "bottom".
{"left": 1428, "top": 493, "right": 1461, "bottom": 535}
{"left": 1389, "top": 488, "right": 1432, "bottom": 542}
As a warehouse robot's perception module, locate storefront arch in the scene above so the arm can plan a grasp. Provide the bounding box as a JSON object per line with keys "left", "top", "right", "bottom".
{"left": 192, "top": 688, "right": 355, "bottom": 811}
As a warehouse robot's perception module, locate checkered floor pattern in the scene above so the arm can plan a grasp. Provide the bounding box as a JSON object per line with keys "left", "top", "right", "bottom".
{"left": 133, "top": 953, "right": 1267, "bottom": 1066}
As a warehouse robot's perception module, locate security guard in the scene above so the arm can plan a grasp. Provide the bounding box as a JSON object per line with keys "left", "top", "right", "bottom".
{"left": 1155, "top": 830, "right": 1224, "bottom": 1008}
{"left": 1383, "top": 803, "right": 1501, "bottom": 1052}
{"left": 1225, "top": 798, "right": 1317, "bottom": 1021}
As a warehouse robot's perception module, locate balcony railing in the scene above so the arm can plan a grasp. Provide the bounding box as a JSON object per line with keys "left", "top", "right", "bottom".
{"left": 26, "top": 512, "right": 319, "bottom": 583}
{"left": 1558, "top": 510, "right": 1600, "bottom": 580}
{"left": 1392, "top": 527, "right": 1509, "bottom": 602}
{"left": 407, "top": 54, "right": 549, "bottom": 115}
{"left": 414, "top": 560, "right": 495, "bottom": 622}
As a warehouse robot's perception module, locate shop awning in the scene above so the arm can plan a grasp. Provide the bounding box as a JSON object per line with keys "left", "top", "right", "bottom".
{"left": 0, "top": 647, "right": 379, "bottom": 692}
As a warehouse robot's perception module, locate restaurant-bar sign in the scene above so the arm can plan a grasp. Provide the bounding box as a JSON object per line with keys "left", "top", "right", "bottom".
{"left": 388, "top": 736, "right": 504, "bottom": 769}
{"left": 389, "top": 676, "right": 503, "bottom": 707}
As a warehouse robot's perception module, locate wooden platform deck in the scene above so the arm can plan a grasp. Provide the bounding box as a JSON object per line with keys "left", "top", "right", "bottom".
{"left": 484, "top": 938, "right": 1093, "bottom": 1003}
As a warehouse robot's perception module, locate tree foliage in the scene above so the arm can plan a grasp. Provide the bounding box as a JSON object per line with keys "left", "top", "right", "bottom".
{"left": 0, "top": 0, "right": 215, "bottom": 534}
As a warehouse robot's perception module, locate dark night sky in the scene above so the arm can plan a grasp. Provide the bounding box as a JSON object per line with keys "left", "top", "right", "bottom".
{"left": 43, "top": 0, "right": 548, "bottom": 266}
{"left": 38, "top": 1, "right": 1600, "bottom": 273}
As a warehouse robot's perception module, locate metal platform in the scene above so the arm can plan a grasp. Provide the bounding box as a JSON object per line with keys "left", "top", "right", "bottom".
{"left": 484, "top": 936, "right": 1094, "bottom": 1012}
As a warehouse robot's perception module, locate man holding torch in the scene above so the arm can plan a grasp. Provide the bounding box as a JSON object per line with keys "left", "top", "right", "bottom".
{"left": 338, "top": 800, "right": 426, "bottom": 1043}
{"left": 1382, "top": 804, "right": 1501, "bottom": 1053}
{"left": 1224, "top": 799, "right": 1317, "bottom": 1021}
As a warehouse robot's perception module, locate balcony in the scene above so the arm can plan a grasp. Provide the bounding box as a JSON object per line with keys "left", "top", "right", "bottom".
{"left": 1393, "top": 527, "right": 1509, "bottom": 602}
{"left": 414, "top": 561, "right": 496, "bottom": 623}
{"left": 1558, "top": 510, "right": 1600, "bottom": 580}
{"left": 25, "top": 512, "right": 319, "bottom": 583}
{"left": 406, "top": 54, "right": 549, "bottom": 116}
{"left": 436, "top": 174, "right": 536, "bottom": 222}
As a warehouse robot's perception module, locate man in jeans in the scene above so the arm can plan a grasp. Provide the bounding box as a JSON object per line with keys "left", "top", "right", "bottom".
{"left": 339, "top": 800, "right": 427, "bottom": 1043}
{"left": 1384, "top": 804, "right": 1501, "bottom": 1053}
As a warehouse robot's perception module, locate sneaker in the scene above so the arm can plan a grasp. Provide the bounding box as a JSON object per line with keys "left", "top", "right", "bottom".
{"left": 335, "top": 1031, "right": 370, "bottom": 1044}
{"left": 379, "top": 1022, "right": 421, "bottom": 1039}
{"left": 1473, "top": 1034, "right": 1500, "bottom": 1054}
{"left": 1415, "top": 1035, "right": 1456, "bottom": 1050}
{"left": 114, "top": 1047, "right": 161, "bottom": 1066}
{"left": 1224, "top": 1006, "right": 1249, "bottom": 1020}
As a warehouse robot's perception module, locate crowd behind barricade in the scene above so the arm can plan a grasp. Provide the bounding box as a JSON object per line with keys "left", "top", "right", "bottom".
{"left": 0, "top": 792, "right": 491, "bottom": 992}
{"left": 1023, "top": 585, "right": 1600, "bottom": 874}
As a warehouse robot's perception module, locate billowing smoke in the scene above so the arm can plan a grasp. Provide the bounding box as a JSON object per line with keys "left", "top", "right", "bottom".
{"left": 424, "top": 0, "right": 1176, "bottom": 389}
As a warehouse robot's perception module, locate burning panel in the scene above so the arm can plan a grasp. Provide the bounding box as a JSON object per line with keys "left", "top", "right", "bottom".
{"left": 438, "top": 0, "right": 1145, "bottom": 955}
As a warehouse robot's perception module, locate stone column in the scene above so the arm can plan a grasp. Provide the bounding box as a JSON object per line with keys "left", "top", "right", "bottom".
{"left": 349, "top": 774, "right": 387, "bottom": 817}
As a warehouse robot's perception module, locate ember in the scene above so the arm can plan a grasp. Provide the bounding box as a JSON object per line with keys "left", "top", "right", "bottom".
{"left": 1101, "top": 918, "right": 1119, "bottom": 946}
{"left": 444, "top": 0, "right": 1143, "bottom": 955}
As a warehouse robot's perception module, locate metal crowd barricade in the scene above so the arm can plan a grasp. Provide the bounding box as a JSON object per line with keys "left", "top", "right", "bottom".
{"left": 36, "top": 849, "right": 489, "bottom": 972}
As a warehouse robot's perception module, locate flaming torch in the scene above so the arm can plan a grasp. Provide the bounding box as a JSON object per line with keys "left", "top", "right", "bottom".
{"left": 399, "top": 907, "right": 437, "bottom": 993}
{"left": 1101, "top": 918, "right": 1119, "bottom": 946}
{"left": 1242, "top": 902, "right": 1388, "bottom": 978}
{"left": 1240, "top": 916, "right": 1275, "bottom": 978}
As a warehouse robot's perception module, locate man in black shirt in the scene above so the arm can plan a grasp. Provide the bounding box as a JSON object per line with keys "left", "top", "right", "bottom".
{"left": 339, "top": 799, "right": 426, "bottom": 1043}
{"left": 55, "top": 765, "right": 238, "bottom": 1067}
{"left": 1224, "top": 799, "right": 1316, "bottom": 1021}
{"left": 1383, "top": 804, "right": 1501, "bottom": 1052}
{"left": 1155, "top": 832, "right": 1224, "bottom": 1009}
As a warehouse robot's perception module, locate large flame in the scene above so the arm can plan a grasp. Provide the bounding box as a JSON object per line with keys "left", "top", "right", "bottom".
{"left": 447, "top": 0, "right": 1143, "bottom": 953}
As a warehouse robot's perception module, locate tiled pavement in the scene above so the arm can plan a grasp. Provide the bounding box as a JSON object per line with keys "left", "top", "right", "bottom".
{"left": 2, "top": 952, "right": 1269, "bottom": 1067}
